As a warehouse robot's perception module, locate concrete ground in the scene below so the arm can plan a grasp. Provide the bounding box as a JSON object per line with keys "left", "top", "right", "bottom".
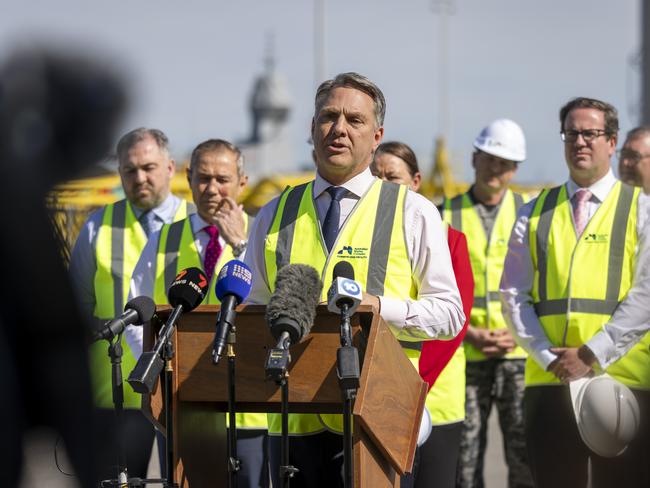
{"left": 19, "top": 410, "right": 509, "bottom": 487}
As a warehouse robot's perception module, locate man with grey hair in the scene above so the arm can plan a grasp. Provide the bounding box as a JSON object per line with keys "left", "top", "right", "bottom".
{"left": 244, "top": 72, "right": 464, "bottom": 487}
{"left": 129, "top": 138, "right": 263, "bottom": 486}
{"left": 69, "top": 127, "right": 195, "bottom": 482}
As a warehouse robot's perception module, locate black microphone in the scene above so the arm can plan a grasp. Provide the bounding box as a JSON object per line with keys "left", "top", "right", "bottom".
{"left": 127, "top": 267, "right": 208, "bottom": 394}
{"left": 328, "top": 262, "right": 362, "bottom": 391}
{"left": 327, "top": 262, "right": 362, "bottom": 317}
{"left": 92, "top": 296, "right": 156, "bottom": 343}
{"left": 264, "top": 264, "right": 322, "bottom": 380}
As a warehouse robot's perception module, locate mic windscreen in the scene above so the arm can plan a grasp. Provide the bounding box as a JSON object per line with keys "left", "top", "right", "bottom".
{"left": 266, "top": 264, "right": 322, "bottom": 343}
{"left": 333, "top": 261, "right": 355, "bottom": 281}
{"left": 124, "top": 296, "right": 156, "bottom": 324}
{"left": 167, "top": 267, "right": 208, "bottom": 311}
{"left": 214, "top": 260, "right": 253, "bottom": 303}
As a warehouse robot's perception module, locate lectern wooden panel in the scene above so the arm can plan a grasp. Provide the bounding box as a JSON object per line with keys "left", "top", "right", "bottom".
{"left": 142, "top": 304, "right": 427, "bottom": 487}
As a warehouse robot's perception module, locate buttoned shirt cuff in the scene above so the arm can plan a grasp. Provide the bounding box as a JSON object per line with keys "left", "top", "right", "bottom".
{"left": 585, "top": 332, "right": 618, "bottom": 369}
{"left": 377, "top": 296, "right": 407, "bottom": 329}
{"left": 535, "top": 348, "right": 558, "bottom": 371}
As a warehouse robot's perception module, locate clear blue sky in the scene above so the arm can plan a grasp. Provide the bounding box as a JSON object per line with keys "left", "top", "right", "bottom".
{"left": 0, "top": 0, "right": 640, "bottom": 184}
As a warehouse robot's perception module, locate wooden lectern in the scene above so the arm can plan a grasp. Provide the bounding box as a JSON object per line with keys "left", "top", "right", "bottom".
{"left": 143, "top": 304, "right": 427, "bottom": 487}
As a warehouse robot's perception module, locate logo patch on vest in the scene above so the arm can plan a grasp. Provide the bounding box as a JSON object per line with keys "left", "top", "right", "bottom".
{"left": 336, "top": 245, "right": 368, "bottom": 259}
{"left": 583, "top": 233, "right": 608, "bottom": 243}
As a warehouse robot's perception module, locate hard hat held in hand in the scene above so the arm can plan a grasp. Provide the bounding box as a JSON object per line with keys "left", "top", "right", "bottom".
{"left": 473, "top": 118, "right": 526, "bottom": 162}
{"left": 417, "top": 406, "right": 432, "bottom": 447}
{"left": 570, "top": 374, "right": 640, "bottom": 458}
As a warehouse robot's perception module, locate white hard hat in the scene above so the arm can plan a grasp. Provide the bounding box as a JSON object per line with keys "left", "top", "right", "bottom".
{"left": 570, "top": 374, "right": 640, "bottom": 458}
{"left": 473, "top": 118, "right": 527, "bottom": 162}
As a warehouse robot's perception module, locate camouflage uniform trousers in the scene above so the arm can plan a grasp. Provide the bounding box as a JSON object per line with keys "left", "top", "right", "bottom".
{"left": 456, "top": 358, "right": 533, "bottom": 488}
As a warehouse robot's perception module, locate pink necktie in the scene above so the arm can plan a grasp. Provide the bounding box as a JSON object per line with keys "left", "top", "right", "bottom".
{"left": 573, "top": 188, "right": 592, "bottom": 237}
{"left": 203, "top": 225, "right": 222, "bottom": 283}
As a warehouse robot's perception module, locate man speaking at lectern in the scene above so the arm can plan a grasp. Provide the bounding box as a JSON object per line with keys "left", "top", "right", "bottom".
{"left": 244, "top": 72, "right": 465, "bottom": 487}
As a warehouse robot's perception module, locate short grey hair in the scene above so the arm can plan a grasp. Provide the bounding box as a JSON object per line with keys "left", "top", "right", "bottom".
{"left": 189, "top": 139, "right": 245, "bottom": 177}
{"left": 315, "top": 72, "right": 386, "bottom": 128}
{"left": 626, "top": 126, "right": 650, "bottom": 141}
{"left": 117, "top": 127, "right": 171, "bottom": 163}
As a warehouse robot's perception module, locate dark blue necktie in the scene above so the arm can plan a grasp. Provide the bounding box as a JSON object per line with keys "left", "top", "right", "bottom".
{"left": 139, "top": 210, "right": 156, "bottom": 237}
{"left": 322, "top": 186, "right": 348, "bottom": 252}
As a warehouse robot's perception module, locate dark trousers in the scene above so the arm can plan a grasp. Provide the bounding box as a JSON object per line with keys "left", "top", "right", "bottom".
{"left": 234, "top": 429, "right": 269, "bottom": 488}
{"left": 93, "top": 408, "right": 155, "bottom": 484}
{"left": 401, "top": 421, "right": 462, "bottom": 488}
{"left": 458, "top": 359, "right": 532, "bottom": 488}
{"left": 524, "top": 385, "right": 650, "bottom": 488}
{"left": 268, "top": 431, "right": 344, "bottom": 488}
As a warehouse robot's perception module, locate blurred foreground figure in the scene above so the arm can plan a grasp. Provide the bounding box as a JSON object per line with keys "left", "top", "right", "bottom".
{"left": 0, "top": 47, "right": 126, "bottom": 486}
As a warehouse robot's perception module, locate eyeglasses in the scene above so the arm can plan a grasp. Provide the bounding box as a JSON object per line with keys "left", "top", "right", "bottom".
{"left": 617, "top": 149, "right": 650, "bottom": 165}
{"left": 560, "top": 129, "right": 609, "bottom": 143}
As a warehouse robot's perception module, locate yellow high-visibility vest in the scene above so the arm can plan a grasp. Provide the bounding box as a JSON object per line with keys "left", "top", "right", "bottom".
{"left": 153, "top": 215, "right": 248, "bottom": 305}
{"left": 90, "top": 198, "right": 194, "bottom": 408}
{"left": 153, "top": 214, "right": 265, "bottom": 429}
{"left": 527, "top": 182, "right": 650, "bottom": 387}
{"left": 264, "top": 179, "right": 464, "bottom": 434}
{"left": 443, "top": 189, "right": 527, "bottom": 361}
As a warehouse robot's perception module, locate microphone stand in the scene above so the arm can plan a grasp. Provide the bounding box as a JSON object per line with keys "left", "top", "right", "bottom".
{"left": 161, "top": 338, "right": 177, "bottom": 488}
{"left": 226, "top": 323, "right": 240, "bottom": 488}
{"left": 108, "top": 333, "right": 128, "bottom": 487}
{"left": 336, "top": 303, "right": 360, "bottom": 488}
{"left": 125, "top": 306, "right": 186, "bottom": 488}
{"left": 265, "top": 334, "right": 298, "bottom": 487}
{"left": 99, "top": 332, "right": 169, "bottom": 488}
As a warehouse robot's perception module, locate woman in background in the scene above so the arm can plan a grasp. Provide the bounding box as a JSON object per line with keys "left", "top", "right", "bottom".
{"left": 372, "top": 141, "right": 474, "bottom": 488}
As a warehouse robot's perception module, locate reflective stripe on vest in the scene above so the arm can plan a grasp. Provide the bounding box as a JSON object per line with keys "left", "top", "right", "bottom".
{"left": 90, "top": 198, "right": 194, "bottom": 409}
{"left": 527, "top": 182, "right": 650, "bottom": 387}
{"left": 264, "top": 179, "right": 464, "bottom": 432}
{"left": 443, "top": 189, "right": 527, "bottom": 360}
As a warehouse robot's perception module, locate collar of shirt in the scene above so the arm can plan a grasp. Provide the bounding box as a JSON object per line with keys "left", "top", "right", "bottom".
{"left": 566, "top": 168, "right": 616, "bottom": 203}
{"left": 131, "top": 193, "right": 178, "bottom": 222}
{"left": 313, "top": 167, "right": 376, "bottom": 200}
{"left": 313, "top": 167, "right": 377, "bottom": 225}
{"left": 190, "top": 213, "right": 225, "bottom": 255}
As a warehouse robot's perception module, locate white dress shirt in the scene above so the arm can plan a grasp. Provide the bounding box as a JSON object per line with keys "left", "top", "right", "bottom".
{"left": 127, "top": 212, "right": 232, "bottom": 357}
{"left": 500, "top": 169, "right": 650, "bottom": 370}
{"left": 244, "top": 168, "right": 465, "bottom": 341}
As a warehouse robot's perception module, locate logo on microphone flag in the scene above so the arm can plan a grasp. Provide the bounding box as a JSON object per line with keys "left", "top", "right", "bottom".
{"left": 342, "top": 279, "right": 360, "bottom": 295}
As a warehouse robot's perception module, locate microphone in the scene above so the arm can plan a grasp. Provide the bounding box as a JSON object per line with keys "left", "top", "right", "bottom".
{"left": 92, "top": 296, "right": 156, "bottom": 342}
{"left": 127, "top": 267, "right": 208, "bottom": 394}
{"left": 328, "top": 261, "right": 362, "bottom": 391}
{"left": 211, "top": 260, "right": 253, "bottom": 364}
{"left": 264, "top": 264, "right": 322, "bottom": 380}
{"left": 327, "top": 261, "right": 362, "bottom": 316}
